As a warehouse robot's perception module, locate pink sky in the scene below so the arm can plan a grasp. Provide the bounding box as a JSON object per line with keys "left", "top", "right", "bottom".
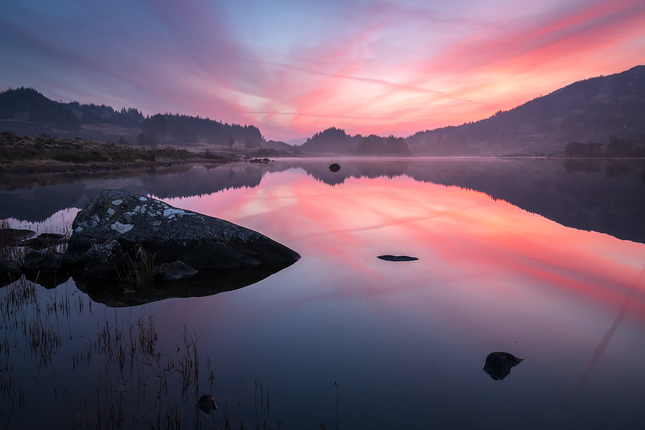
{"left": 1, "top": 0, "right": 645, "bottom": 141}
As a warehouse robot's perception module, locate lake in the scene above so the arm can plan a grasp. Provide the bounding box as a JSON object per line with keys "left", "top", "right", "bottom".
{"left": 1, "top": 157, "right": 645, "bottom": 429}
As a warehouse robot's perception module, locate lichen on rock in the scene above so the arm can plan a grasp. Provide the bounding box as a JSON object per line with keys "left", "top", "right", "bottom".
{"left": 67, "top": 189, "right": 300, "bottom": 279}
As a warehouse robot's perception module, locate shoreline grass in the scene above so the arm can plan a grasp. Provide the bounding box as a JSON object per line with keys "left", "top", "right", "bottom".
{"left": 0, "top": 132, "right": 236, "bottom": 175}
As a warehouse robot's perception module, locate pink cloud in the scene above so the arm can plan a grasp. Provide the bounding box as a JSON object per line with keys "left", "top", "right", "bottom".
{"left": 246, "top": 0, "right": 645, "bottom": 138}
{"left": 2, "top": 0, "right": 645, "bottom": 140}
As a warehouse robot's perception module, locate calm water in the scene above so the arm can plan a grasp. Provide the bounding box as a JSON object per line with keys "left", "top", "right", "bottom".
{"left": 1, "top": 158, "right": 645, "bottom": 429}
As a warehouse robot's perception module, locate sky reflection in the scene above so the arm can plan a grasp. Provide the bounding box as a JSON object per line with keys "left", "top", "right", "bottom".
{"left": 3, "top": 161, "right": 645, "bottom": 429}
{"left": 150, "top": 164, "right": 645, "bottom": 428}
{"left": 164, "top": 170, "right": 645, "bottom": 318}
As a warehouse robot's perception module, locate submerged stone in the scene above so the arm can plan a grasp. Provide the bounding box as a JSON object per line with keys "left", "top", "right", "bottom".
{"left": 377, "top": 255, "right": 419, "bottom": 262}
{"left": 197, "top": 394, "right": 218, "bottom": 413}
{"left": 483, "top": 352, "right": 524, "bottom": 381}
{"left": 329, "top": 163, "right": 341, "bottom": 172}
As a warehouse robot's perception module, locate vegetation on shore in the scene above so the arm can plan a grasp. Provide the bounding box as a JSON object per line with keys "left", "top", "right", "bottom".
{"left": 0, "top": 131, "right": 234, "bottom": 174}
{"left": 562, "top": 135, "right": 645, "bottom": 158}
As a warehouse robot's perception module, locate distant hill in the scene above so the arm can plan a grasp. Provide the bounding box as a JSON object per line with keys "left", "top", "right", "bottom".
{"left": 2, "top": 65, "right": 644, "bottom": 156}
{"left": 298, "top": 127, "right": 411, "bottom": 155}
{"left": 408, "top": 65, "right": 645, "bottom": 156}
{"left": 0, "top": 87, "right": 296, "bottom": 152}
{"left": 0, "top": 87, "right": 143, "bottom": 133}
{"left": 298, "top": 127, "right": 361, "bottom": 153}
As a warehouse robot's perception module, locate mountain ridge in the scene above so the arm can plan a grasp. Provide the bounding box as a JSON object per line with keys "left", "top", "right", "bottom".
{"left": 1, "top": 65, "right": 644, "bottom": 155}
{"left": 408, "top": 65, "right": 645, "bottom": 155}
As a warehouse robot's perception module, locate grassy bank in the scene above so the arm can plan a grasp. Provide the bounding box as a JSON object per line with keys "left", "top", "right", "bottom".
{"left": 0, "top": 132, "right": 235, "bottom": 174}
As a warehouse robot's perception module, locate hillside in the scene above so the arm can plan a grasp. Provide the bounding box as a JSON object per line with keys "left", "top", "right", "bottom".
{"left": 408, "top": 65, "right": 645, "bottom": 156}
{"left": 0, "top": 88, "right": 297, "bottom": 153}
{"left": 2, "top": 65, "right": 644, "bottom": 156}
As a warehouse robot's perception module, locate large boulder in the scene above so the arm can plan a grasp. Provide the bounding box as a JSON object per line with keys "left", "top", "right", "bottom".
{"left": 67, "top": 189, "right": 300, "bottom": 276}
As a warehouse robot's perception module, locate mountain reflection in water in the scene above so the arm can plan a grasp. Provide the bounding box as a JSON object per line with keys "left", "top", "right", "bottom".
{"left": 2, "top": 157, "right": 644, "bottom": 244}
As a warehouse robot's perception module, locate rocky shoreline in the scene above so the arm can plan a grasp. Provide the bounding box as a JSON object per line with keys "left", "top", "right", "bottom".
{"left": 0, "top": 189, "right": 301, "bottom": 305}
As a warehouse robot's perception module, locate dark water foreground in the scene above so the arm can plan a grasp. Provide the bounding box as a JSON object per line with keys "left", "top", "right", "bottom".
{"left": 1, "top": 158, "right": 644, "bottom": 429}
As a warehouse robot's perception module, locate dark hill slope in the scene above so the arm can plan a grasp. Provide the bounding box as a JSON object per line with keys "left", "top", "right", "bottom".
{"left": 408, "top": 65, "right": 645, "bottom": 155}
{"left": 0, "top": 88, "right": 280, "bottom": 148}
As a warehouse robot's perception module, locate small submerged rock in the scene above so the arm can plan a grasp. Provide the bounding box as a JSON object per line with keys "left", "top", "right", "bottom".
{"left": 197, "top": 394, "right": 217, "bottom": 413}
{"left": 483, "top": 352, "right": 524, "bottom": 381}
{"left": 377, "top": 255, "right": 418, "bottom": 262}
{"left": 329, "top": 163, "right": 341, "bottom": 172}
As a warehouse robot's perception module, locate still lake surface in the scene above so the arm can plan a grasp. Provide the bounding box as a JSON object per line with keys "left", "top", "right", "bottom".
{"left": 1, "top": 157, "right": 645, "bottom": 429}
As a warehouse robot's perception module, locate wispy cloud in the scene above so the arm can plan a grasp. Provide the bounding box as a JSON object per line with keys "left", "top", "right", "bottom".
{"left": 1, "top": 0, "right": 644, "bottom": 140}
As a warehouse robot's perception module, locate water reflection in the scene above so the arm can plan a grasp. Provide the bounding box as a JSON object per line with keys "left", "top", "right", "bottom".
{"left": 1, "top": 159, "right": 645, "bottom": 429}
{"left": 73, "top": 262, "right": 297, "bottom": 307}
{"left": 1, "top": 158, "right": 644, "bottom": 244}
{"left": 166, "top": 169, "right": 645, "bottom": 318}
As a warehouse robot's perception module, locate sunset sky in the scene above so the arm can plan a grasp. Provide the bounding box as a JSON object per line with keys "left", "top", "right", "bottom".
{"left": 2, "top": 0, "right": 645, "bottom": 141}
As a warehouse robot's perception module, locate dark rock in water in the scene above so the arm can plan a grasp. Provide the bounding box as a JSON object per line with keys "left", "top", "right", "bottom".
{"left": 83, "top": 240, "right": 127, "bottom": 279}
{"left": 0, "top": 259, "right": 22, "bottom": 287}
{"left": 67, "top": 189, "right": 300, "bottom": 276}
{"left": 197, "top": 394, "right": 217, "bottom": 413}
{"left": 23, "top": 250, "right": 79, "bottom": 273}
{"left": 329, "top": 163, "right": 341, "bottom": 172}
{"left": 155, "top": 261, "right": 198, "bottom": 283}
{"left": 483, "top": 352, "right": 524, "bottom": 381}
{"left": 0, "top": 228, "right": 35, "bottom": 246}
{"left": 19, "top": 233, "right": 68, "bottom": 250}
{"left": 377, "top": 255, "right": 419, "bottom": 262}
